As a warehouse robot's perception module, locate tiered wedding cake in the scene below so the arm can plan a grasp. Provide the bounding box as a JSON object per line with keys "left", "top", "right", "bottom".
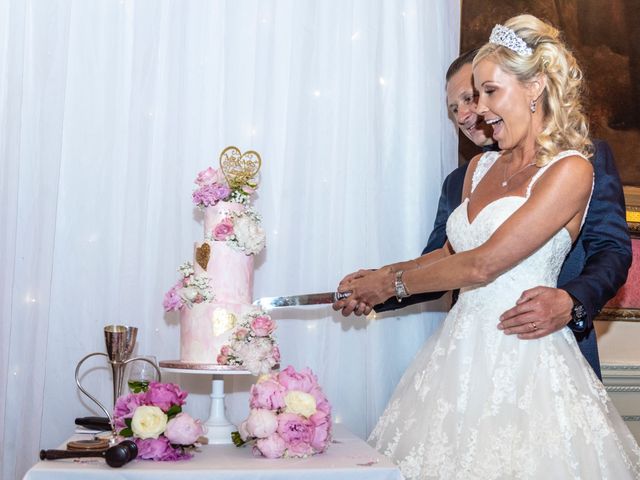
{"left": 163, "top": 147, "right": 278, "bottom": 375}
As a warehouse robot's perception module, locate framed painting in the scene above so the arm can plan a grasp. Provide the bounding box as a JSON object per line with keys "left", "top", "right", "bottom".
{"left": 460, "top": 0, "right": 640, "bottom": 187}
{"left": 598, "top": 187, "right": 640, "bottom": 322}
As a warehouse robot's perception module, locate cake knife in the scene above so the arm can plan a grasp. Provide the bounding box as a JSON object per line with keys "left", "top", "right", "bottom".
{"left": 253, "top": 291, "right": 351, "bottom": 309}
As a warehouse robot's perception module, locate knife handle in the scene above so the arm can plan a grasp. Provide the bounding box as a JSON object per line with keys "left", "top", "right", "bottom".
{"left": 335, "top": 291, "right": 351, "bottom": 301}
{"left": 75, "top": 416, "right": 111, "bottom": 431}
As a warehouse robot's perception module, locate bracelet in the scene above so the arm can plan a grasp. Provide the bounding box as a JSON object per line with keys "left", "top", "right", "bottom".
{"left": 394, "top": 270, "right": 410, "bottom": 302}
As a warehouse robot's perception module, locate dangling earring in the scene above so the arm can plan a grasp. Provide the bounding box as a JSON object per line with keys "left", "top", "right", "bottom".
{"left": 530, "top": 99, "right": 537, "bottom": 113}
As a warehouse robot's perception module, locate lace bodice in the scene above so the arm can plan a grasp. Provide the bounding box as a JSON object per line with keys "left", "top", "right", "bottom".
{"left": 445, "top": 151, "right": 579, "bottom": 312}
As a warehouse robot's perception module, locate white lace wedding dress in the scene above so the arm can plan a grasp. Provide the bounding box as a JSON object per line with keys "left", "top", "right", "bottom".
{"left": 368, "top": 151, "right": 640, "bottom": 479}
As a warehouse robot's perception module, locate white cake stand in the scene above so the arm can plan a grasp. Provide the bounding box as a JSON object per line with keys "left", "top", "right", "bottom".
{"left": 159, "top": 361, "right": 252, "bottom": 445}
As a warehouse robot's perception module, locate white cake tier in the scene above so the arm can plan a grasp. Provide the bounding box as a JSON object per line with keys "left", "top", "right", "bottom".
{"left": 180, "top": 303, "right": 255, "bottom": 363}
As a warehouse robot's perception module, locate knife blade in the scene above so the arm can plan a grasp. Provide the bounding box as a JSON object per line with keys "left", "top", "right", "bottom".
{"left": 253, "top": 291, "right": 351, "bottom": 309}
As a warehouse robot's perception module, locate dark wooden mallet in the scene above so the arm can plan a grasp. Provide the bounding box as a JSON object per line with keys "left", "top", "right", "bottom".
{"left": 39, "top": 440, "right": 138, "bottom": 468}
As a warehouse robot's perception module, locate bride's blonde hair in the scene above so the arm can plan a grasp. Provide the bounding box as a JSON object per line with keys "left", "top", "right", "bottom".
{"left": 473, "top": 14, "right": 592, "bottom": 166}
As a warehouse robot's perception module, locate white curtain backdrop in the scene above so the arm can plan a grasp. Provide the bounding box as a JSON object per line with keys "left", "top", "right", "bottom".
{"left": 0, "top": 0, "right": 460, "bottom": 478}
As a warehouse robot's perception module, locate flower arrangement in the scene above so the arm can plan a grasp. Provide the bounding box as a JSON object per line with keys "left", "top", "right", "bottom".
{"left": 232, "top": 366, "right": 332, "bottom": 458}
{"left": 206, "top": 209, "right": 266, "bottom": 256}
{"left": 217, "top": 310, "right": 280, "bottom": 375}
{"left": 114, "top": 382, "right": 205, "bottom": 461}
{"left": 192, "top": 166, "right": 256, "bottom": 207}
{"left": 162, "top": 262, "right": 214, "bottom": 312}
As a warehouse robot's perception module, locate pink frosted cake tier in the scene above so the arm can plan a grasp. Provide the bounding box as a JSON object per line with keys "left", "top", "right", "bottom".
{"left": 192, "top": 240, "right": 253, "bottom": 304}
{"left": 180, "top": 303, "right": 256, "bottom": 363}
{"left": 196, "top": 201, "right": 254, "bottom": 304}
{"left": 180, "top": 200, "right": 256, "bottom": 363}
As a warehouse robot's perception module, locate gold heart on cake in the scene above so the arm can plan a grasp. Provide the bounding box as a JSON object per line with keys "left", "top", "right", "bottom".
{"left": 212, "top": 308, "right": 237, "bottom": 336}
{"left": 195, "top": 243, "right": 211, "bottom": 270}
{"left": 219, "top": 146, "right": 261, "bottom": 189}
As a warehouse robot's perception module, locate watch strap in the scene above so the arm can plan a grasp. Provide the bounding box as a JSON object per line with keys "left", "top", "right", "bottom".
{"left": 569, "top": 296, "right": 587, "bottom": 332}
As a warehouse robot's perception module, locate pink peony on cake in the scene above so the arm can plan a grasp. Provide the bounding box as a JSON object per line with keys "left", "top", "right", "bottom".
{"left": 163, "top": 147, "right": 279, "bottom": 375}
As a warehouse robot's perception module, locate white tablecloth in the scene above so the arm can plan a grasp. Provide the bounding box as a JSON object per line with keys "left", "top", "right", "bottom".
{"left": 24, "top": 425, "right": 403, "bottom": 480}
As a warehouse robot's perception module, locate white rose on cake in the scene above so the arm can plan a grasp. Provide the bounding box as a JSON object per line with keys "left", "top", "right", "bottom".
{"left": 236, "top": 337, "right": 277, "bottom": 375}
{"left": 230, "top": 211, "right": 266, "bottom": 256}
{"left": 217, "top": 310, "right": 279, "bottom": 376}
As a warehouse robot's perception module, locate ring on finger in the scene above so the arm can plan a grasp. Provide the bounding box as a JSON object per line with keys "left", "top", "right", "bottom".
{"left": 530, "top": 322, "right": 537, "bottom": 331}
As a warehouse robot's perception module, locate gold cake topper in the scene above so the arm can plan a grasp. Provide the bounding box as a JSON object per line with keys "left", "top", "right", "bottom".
{"left": 212, "top": 308, "right": 237, "bottom": 336}
{"left": 219, "top": 146, "right": 261, "bottom": 189}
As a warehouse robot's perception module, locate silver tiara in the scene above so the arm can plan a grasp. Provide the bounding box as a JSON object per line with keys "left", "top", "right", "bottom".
{"left": 489, "top": 24, "right": 533, "bottom": 56}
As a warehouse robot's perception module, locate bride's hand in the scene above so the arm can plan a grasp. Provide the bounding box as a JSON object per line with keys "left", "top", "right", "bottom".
{"left": 334, "top": 269, "right": 376, "bottom": 316}
{"left": 337, "top": 268, "right": 375, "bottom": 290}
{"left": 334, "top": 267, "right": 395, "bottom": 316}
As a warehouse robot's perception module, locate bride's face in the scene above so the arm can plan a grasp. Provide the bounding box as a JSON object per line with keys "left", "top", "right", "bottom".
{"left": 473, "top": 59, "right": 534, "bottom": 151}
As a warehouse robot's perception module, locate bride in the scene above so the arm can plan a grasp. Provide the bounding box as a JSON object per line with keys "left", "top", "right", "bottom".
{"left": 334, "top": 14, "right": 640, "bottom": 479}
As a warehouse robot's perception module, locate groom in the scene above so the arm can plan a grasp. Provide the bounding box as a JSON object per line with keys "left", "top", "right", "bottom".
{"left": 339, "top": 49, "right": 632, "bottom": 380}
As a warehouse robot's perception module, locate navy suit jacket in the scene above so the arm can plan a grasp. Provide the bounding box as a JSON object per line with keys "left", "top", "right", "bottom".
{"left": 376, "top": 140, "right": 632, "bottom": 379}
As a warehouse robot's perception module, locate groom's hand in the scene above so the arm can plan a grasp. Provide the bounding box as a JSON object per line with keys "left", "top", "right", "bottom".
{"left": 332, "top": 296, "right": 373, "bottom": 317}
{"left": 497, "top": 286, "right": 573, "bottom": 339}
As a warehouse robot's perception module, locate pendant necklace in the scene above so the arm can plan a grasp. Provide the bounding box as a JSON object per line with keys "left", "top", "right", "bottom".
{"left": 502, "top": 160, "right": 536, "bottom": 187}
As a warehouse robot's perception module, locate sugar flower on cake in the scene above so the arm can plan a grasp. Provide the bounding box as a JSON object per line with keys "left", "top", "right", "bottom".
{"left": 232, "top": 366, "right": 332, "bottom": 458}
{"left": 114, "top": 382, "right": 205, "bottom": 461}
{"left": 192, "top": 183, "right": 231, "bottom": 208}
{"left": 192, "top": 165, "right": 257, "bottom": 208}
{"left": 206, "top": 210, "right": 265, "bottom": 256}
{"left": 212, "top": 217, "right": 234, "bottom": 241}
{"left": 163, "top": 261, "right": 215, "bottom": 312}
{"left": 195, "top": 166, "right": 226, "bottom": 186}
{"left": 217, "top": 310, "right": 279, "bottom": 375}
{"left": 192, "top": 166, "right": 231, "bottom": 208}
{"left": 231, "top": 210, "right": 266, "bottom": 255}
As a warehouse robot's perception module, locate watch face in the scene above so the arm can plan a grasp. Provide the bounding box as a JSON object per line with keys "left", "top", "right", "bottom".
{"left": 572, "top": 303, "right": 587, "bottom": 320}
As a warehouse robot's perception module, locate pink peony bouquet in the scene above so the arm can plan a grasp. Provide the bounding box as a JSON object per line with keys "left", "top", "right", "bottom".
{"left": 114, "top": 382, "right": 205, "bottom": 461}
{"left": 217, "top": 310, "right": 280, "bottom": 376}
{"left": 232, "top": 366, "right": 332, "bottom": 458}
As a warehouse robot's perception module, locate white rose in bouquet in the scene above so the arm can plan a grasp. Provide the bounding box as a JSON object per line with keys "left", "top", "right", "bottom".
{"left": 131, "top": 405, "right": 168, "bottom": 439}
{"left": 284, "top": 391, "right": 317, "bottom": 418}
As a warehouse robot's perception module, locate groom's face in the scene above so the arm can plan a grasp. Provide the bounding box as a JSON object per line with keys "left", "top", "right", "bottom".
{"left": 446, "top": 63, "right": 494, "bottom": 147}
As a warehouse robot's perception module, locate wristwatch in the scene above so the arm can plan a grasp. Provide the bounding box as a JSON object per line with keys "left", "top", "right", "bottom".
{"left": 570, "top": 297, "right": 587, "bottom": 331}
{"left": 394, "top": 270, "right": 410, "bottom": 302}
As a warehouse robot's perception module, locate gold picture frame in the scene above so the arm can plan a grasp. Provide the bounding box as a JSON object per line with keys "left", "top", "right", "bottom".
{"left": 625, "top": 186, "right": 640, "bottom": 237}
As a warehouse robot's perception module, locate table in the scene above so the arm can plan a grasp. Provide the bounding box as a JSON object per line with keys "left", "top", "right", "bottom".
{"left": 24, "top": 425, "right": 402, "bottom": 480}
